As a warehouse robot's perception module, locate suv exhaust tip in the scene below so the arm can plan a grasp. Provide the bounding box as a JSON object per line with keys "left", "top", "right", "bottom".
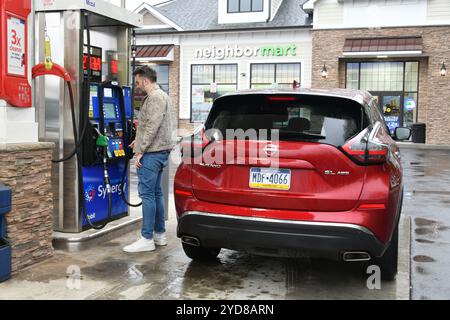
{"left": 181, "top": 236, "right": 201, "bottom": 247}
{"left": 343, "top": 252, "right": 371, "bottom": 262}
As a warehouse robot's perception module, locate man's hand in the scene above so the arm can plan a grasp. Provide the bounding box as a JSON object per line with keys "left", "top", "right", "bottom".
{"left": 129, "top": 140, "right": 135, "bottom": 149}
{"left": 135, "top": 153, "right": 143, "bottom": 169}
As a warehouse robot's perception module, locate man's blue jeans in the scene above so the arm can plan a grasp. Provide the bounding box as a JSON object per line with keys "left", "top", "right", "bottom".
{"left": 137, "top": 151, "right": 170, "bottom": 239}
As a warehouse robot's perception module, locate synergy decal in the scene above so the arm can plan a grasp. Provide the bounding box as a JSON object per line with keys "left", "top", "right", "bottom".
{"left": 85, "top": 185, "right": 96, "bottom": 203}
{"left": 98, "top": 182, "right": 126, "bottom": 200}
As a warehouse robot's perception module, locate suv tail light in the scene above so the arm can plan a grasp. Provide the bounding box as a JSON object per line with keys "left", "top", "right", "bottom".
{"left": 341, "top": 123, "right": 389, "bottom": 165}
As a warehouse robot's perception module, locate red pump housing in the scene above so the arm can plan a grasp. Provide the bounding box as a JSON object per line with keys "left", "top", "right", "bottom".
{"left": 0, "top": 0, "right": 32, "bottom": 107}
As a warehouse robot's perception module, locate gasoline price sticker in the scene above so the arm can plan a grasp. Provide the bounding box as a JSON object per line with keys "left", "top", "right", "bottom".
{"left": 7, "top": 15, "right": 26, "bottom": 76}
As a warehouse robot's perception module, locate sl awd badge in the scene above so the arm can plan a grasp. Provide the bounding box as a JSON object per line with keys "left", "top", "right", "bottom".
{"left": 324, "top": 170, "right": 350, "bottom": 176}
{"left": 199, "top": 163, "right": 222, "bottom": 169}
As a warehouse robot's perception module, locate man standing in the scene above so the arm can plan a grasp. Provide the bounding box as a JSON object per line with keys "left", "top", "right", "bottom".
{"left": 123, "top": 66, "right": 176, "bottom": 253}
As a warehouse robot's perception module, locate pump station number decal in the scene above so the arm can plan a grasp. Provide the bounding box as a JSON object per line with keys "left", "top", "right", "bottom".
{"left": 7, "top": 15, "right": 26, "bottom": 76}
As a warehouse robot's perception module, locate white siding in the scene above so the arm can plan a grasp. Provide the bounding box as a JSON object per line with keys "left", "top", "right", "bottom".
{"left": 310, "top": 0, "right": 450, "bottom": 29}
{"left": 142, "top": 11, "right": 166, "bottom": 26}
{"left": 427, "top": 0, "right": 450, "bottom": 22}
{"left": 271, "top": 0, "right": 283, "bottom": 21}
{"left": 136, "top": 34, "right": 180, "bottom": 46}
{"left": 178, "top": 30, "right": 312, "bottom": 120}
{"left": 343, "top": 0, "right": 427, "bottom": 28}
{"left": 316, "top": 0, "right": 343, "bottom": 25}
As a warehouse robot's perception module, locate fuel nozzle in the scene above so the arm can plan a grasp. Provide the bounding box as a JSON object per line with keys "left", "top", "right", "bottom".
{"left": 94, "top": 127, "right": 109, "bottom": 147}
{"left": 94, "top": 127, "right": 112, "bottom": 158}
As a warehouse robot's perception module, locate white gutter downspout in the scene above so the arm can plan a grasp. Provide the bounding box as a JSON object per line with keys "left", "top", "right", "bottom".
{"left": 266, "top": 0, "right": 272, "bottom": 22}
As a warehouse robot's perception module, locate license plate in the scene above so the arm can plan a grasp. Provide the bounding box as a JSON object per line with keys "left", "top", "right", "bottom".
{"left": 249, "top": 168, "right": 291, "bottom": 190}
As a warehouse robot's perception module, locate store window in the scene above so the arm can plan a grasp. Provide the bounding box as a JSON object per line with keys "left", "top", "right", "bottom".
{"left": 228, "top": 0, "right": 264, "bottom": 13}
{"left": 133, "top": 64, "right": 169, "bottom": 111}
{"left": 150, "top": 64, "right": 169, "bottom": 94}
{"left": 191, "top": 64, "right": 238, "bottom": 123}
{"left": 345, "top": 61, "right": 419, "bottom": 132}
{"left": 250, "top": 63, "right": 301, "bottom": 89}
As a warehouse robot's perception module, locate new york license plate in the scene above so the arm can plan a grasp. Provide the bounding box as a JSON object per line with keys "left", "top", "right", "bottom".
{"left": 249, "top": 168, "right": 291, "bottom": 190}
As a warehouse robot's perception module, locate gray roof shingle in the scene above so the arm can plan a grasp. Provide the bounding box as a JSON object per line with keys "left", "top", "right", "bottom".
{"left": 139, "top": 0, "right": 311, "bottom": 33}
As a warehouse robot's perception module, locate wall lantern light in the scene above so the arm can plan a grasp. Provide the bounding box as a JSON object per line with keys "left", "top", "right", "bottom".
{"left": 440, "top": 62, "right": 447, "bottom": 77}
{"left": 131, "top": 32, "right": 137, "bottom": 58}
{"left": 321, "top": 64, "right": 328, "bottom": 79}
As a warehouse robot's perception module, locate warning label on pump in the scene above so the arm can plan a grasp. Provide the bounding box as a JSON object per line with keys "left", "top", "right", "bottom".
{"left": 7, "top": 15, "right": 26, "bottom": 76}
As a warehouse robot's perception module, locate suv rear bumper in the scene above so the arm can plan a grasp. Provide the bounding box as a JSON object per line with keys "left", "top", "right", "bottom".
{"left": 177, "top": 211, "right": 387, "bottom": 260}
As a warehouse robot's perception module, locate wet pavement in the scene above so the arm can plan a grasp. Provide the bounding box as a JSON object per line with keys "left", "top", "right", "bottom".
{"left": 2, "top": 146, "right": 448, "bottom": 300}
{"left": 0, "top": 149, "right": 412, "bottom": 300}
{"left": 0, "top": 210, "right": 411, "bottom": 300}
{"left": 400, "top": 147, "right": 450, "bottom": 300}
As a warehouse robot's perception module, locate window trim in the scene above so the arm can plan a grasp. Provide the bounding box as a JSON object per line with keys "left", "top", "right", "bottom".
{"left": 136, "top": 63, "right": 170, "bottom": 94}
{"left": 134, "top": 63, "right": 170, "bottom": 111}
{"left": 190, "top": 63, "right": 238, "bottom": 123}
{"left": 250, "top": 62, "right": 302, "bottom": 89}
{"left": 227, "top": 0, "right": 264, "bottom": 13}
{"left": 345, "top": 60, "right": 420, "bottom": 124}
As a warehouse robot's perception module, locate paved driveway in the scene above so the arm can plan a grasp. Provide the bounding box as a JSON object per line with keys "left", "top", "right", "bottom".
{"left": 400, "top": 147, "right": 450, "bottom": 300}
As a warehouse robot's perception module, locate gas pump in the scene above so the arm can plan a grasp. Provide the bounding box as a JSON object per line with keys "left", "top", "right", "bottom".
{"left": 80, "top": 81, "right": 134, "bottom": 229}
{"left": 34, "top": 0, "right": 143, "bottom": 233}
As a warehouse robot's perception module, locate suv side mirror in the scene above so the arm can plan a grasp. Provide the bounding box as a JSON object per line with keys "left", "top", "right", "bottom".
{"left": 394, "top": 127, "right": 411, "bottom": 141}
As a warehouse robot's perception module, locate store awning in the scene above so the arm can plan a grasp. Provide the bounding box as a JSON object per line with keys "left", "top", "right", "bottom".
{"left": 343, "top": 37, "right": 423, "bottom": 57}
{"left": 135, "top": 44, "right": 174, "bottom": 62}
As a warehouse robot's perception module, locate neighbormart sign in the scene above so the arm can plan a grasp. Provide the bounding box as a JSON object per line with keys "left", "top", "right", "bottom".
{"left": 195, "top": 44, "right": 297, "bottom": 60}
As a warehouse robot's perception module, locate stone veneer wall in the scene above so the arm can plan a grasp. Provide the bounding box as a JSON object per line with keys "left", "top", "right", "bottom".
{"left": 312, "top": 26, "right": 450, "bottom": 145}
{"left": 0, "top": 142, "right": 54, "bottom": 273}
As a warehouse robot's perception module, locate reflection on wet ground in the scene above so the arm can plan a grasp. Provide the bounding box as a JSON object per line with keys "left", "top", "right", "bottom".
{"left": 0, "top": 148, "right": 415, "bottom": 300}
{"left": 79, "top": 245, "right": 400, "bottom": 300}
{"left": 0, "top": 212, "right": 409, "bottom": 300}
{"left": 401, "top": 148, "right": 450, "bottom": 299}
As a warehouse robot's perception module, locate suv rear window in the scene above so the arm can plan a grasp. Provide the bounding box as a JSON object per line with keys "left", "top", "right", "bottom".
{"left": 205, "top": 94, "right": 370, "bottom": 147}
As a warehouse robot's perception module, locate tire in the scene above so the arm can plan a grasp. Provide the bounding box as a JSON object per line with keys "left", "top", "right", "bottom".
{"left": 374, "top": 224, "right": 399, "bottom": 281}
{"left": 182, "top": 242, "right": 221, "bottom": 261}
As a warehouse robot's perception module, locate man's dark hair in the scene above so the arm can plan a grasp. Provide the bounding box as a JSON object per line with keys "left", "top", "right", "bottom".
{"left": 133, "top": 66, "right": 157, "bottom": 83}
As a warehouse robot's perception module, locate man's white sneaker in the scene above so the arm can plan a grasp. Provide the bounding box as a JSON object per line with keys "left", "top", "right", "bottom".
{"left": 154, "top": 232, "right": 167, "bottom": 246}
{"left": 123, "top": 236, "right": 155, "bottom": 253}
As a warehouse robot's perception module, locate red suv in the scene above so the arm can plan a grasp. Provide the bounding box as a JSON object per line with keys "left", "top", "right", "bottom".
{"left": 174, "top": 89, "right": 411, "bottom": 280}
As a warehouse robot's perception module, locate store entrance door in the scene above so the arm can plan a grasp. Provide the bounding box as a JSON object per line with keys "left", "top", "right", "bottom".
{"left": 371, "top": 92, "right": 403, "bottom": 134}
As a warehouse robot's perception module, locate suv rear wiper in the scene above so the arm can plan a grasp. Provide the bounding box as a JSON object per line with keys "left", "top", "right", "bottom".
{"left": 279, "top": 131, "right": 326, "bottom": 140}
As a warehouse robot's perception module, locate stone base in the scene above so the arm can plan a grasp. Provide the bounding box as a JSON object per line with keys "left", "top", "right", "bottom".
{"left": 0, "top": 142, "right": 55, "bottom": 274}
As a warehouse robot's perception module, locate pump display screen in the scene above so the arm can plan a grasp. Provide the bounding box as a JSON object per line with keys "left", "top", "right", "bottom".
{"left": 83, "top": 45, "right": 102, "bottom": 82}
{"left": 83, "top": 55, "right": 102, "bottom": 72}
{"left": 103, "top": 103, "right": 117, "bottom": 119}
{"left": 104, "top": 88, "right": 113, "bottom": 98}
